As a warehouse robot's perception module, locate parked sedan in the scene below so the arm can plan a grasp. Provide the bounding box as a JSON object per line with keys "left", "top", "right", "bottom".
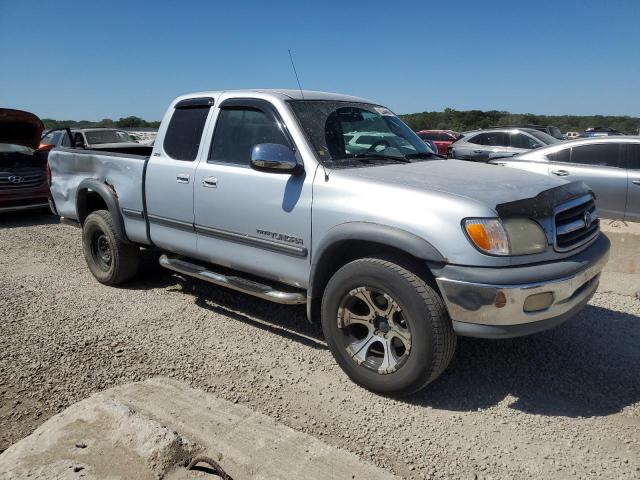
{"left": 489, "top": 137, "right": 640, "bottom": 222}
{"left": 450, "top": 128, "right": 560, "bottom": 162}
{"left": 416, "top": 130, "right": 459, "bottom": 156}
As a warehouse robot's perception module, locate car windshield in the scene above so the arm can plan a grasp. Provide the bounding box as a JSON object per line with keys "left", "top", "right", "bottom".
{"left": 288, "top": 100, "right": 435, "bottom": 167}
{"left": 84, "top": 130, "right": 136, "bottom": 145}
{"left": 528, "top": 130, "right": 560, "bottom": 145}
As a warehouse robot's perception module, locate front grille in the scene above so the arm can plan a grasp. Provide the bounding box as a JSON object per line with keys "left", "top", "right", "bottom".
{"left": 554, "top": 195, "right": 599, "bottom": 251}
{"left": 0, "top": 172, "right": 46, "bottom": 190}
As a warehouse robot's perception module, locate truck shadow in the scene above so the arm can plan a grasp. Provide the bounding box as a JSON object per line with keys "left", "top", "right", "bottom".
{"left": 124, "top": 268, "right": 639, "bottom": 417}
{"left": 407, "top": 304, "right": 640, "bottom": 418}
{"left": 173, "top": 275, "right": 327, "bottom": 350}
{"left": 0, "top": 211, "right": 58, "bottom": 228}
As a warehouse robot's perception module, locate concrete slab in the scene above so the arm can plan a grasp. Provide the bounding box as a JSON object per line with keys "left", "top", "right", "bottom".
{"left": 0, "top": 378, "right": 397, "bottom": 480}
{"left": 601, "top": 219, "right": 640, "bottom": 275}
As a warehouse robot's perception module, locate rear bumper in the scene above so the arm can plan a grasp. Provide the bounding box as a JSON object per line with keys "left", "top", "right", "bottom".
{"left": 434, "top": 234, "right": 610, "bottom": 339}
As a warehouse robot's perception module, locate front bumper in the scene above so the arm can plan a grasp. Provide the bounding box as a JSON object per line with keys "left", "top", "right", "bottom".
{"left": 435, "top": 235, "right": 610, "bottom": 339}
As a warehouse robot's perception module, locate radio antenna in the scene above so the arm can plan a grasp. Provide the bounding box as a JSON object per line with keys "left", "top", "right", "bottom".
{"left": 288, "top": 49, "right": 304, "bottom": 99}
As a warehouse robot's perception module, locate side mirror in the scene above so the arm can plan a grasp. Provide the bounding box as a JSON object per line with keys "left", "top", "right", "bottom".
{"left": 250, "top": 143, "right": 300, "bottom": 173}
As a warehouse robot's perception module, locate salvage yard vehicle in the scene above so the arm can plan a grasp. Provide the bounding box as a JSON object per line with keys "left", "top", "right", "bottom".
{"left": 416, "top": 130, "right": 459, "bottom": 156}
{"left": 42, "top": 127, "right": 151, "bottom": 156}
{"left": 450, "top": 127, "right": 560, "bottom": 161}
{"left": 48, "top": 89, "right": 610, "bottom": 396}
{"left": 489, "top": 136, "right": 640, "bottom": 222}
{"left": 0, "top": 108, "right": 51, "bottom": 213}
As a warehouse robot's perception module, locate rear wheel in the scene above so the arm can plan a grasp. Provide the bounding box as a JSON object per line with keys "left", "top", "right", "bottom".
{"left": 82, "top": 209, "right": 140, "bottom": 285}
{"left": 321, "top": 256, "right": 456, "bottom": 396}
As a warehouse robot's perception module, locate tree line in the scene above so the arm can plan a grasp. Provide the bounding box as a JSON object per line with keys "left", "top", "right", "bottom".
{"left": 399, "top": 108, "right": 640, "bottom": 134}
{"left": 41, "top": 109, "right": 640, "bottom": 135}
{"left": 42, "top": 116, "right": 160, "bottom": 130}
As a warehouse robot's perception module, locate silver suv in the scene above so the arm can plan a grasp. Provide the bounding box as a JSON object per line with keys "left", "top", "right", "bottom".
{"left": 490, "top": 136, "right": 640, "bottom": 222}
{"left": 450, "top": 128, "right": 560, "bottom": 162}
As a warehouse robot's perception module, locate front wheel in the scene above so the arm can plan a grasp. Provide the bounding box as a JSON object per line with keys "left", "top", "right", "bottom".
{"left": 321, "top": 256, "right": 456, "bottom": 396}
{"left": 82, "top": 209, "right": 140, "bottom": 285}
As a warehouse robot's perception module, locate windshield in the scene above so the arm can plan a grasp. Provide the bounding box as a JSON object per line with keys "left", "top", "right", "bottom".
{"left": 288, "top": 100, "right": 435, "bottom": 167}
{"left": 529, "top": 130, "right": 560, "bottom": 145}
{"left": 84, "top": 130, "right": 137, "bottom": 145}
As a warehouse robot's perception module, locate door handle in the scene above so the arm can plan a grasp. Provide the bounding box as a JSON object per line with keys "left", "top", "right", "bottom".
{"left": 202, "top": 176, "right": 218, "bottom": 188}
{"left": 473, "top": 150, "right": 483, "bottom": 154}
{"left": 551, "top": 169, "right": 570, "bottom": 177}
{"left": 176, "top": 173, "right": 190, "bottom": 184}
{"left": 632, "top": 180, "right": 640, "bottom": 186}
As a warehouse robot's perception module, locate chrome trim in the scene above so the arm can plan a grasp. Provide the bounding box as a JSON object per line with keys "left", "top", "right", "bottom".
{"left": 147, "top": 213, "right": 194, "bottom": 231}
{"left": 195, "top": 224, "right": 308, "bottom": 257}
{"left": 0, "top": 202, "right": 50, "bottom": 213}
{"left": 159, "top": 254, "right": 306, "bottom": 305}
{"left": 553, "top": 194, "right": 599, "bottom": 252}
{"left": 436, "top": 248, "right": 608, "bottom": 326}
{"left": 122, "top": 208, "right": 145, "bottom": 219}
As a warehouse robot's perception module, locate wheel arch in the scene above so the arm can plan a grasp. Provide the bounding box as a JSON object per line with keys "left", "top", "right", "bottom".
{"left": 307, "top": 222, "right": 446, "bottom": 322}
{"left": 76, "top": 179, "right": 130, "bottom": 243}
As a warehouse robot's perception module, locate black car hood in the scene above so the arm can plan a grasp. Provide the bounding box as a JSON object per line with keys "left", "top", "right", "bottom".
{"left": 0, "top": 109, "right": 44, "bottom": 149}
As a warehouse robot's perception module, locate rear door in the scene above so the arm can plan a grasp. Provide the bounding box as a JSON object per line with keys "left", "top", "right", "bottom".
{"left": 145, "top": 98, "right": 214, "bottom": 256}
{"left": 193, "top": 98, "right": 313, "bottom": 287}
{"left": 623, "top": 143, "right": 640, "bottom": 221}
{"left": 549, "top": 142, "right": 627, "bottom": 219}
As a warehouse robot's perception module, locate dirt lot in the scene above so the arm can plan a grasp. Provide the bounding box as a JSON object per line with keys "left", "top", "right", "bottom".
{"left": 1, "top": 212, "right": 639, "bottom": 479}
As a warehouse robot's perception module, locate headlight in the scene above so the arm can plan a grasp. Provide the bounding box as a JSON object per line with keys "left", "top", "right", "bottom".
{"left": 464, "top": 218, "right": 547, "bottom": 255}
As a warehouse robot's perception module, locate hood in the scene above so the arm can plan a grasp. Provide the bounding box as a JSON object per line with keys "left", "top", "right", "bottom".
{"left": 338, "top": 159, "right": 572, "bottom": 211}
{"left": 0, "top": 109, "right": 44, "bottom": 149}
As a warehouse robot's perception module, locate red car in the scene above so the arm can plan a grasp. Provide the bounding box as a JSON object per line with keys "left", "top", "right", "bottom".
{"left": 0, "top": 109, "right": 51, "bottom": 213}
{"left": 416, "top": 130, "right": 460, "bottom": 156}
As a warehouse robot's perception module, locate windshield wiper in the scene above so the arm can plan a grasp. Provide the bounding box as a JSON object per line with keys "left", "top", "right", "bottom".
{"left": 404, "top": 152, "right": 441, "bottom": 160}
{"left": 350, "top": 153, "right": 412, "bottom": 163}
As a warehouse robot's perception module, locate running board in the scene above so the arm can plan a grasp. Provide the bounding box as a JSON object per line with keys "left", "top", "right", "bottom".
{"left": 159, "top": 254, "right": 306, "bottom": 305}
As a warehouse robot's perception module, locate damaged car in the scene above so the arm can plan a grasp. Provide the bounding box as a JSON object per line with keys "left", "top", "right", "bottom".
{"left": 0, "top": 108, "right": 51, "bottom": 213}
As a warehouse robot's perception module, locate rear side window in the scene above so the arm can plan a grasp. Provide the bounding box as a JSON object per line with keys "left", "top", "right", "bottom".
{"left": 546, "top": 147, "right": 571, "bottom": 163}
{"left": 209, "top": 107, "right": 288, "bottom": 166}
{"left": 163, "top": 106, "right": 210, "bottom": 161}
{"left": 570, "top": 143, "right": 621, "bottom": 168}
{"left": 623, "top": 144, "right": 640, "bottom": 170}
{"left": 468, "top": 132, "right": 509, "bottom": 146}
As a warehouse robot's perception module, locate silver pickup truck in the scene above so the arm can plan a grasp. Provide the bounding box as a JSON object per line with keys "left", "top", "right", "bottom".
{"left": 49, "top": 89, "right": 610, "bottom": 396}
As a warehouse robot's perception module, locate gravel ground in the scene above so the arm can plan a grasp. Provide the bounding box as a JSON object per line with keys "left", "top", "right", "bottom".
{"left": 1, "top": 212, "right": 639, "bottom": 479}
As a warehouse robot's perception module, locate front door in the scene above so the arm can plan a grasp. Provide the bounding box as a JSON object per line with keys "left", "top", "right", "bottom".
{"left": 146, "top": 100, "right": 213, "bottom": 256}
{"left": 549, "top": 142, "right": 628, "bottom": 219}
{"left": 193, "top": 99, "right": 313, "bottom": 288}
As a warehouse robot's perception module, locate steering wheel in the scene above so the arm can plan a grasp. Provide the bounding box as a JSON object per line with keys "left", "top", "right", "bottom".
{"left": 367, "top": 139, "right": 390, "bottom": 153}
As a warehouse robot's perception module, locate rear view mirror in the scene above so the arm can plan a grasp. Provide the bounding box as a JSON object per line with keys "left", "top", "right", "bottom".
{"left": 250, "top": 143, "right": 300, "bottom": 173}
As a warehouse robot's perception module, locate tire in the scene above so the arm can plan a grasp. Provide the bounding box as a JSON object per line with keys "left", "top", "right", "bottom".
{"left": 321, "top": 256, "right": 456, "bottom": 396}
{"left": 82, "top": 209, "right": 140, "bottom": 285}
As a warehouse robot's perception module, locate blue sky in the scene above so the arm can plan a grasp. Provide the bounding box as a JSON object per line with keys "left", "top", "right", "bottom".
{"left": 1, "top": 0, "right": 638, "bottom": 120}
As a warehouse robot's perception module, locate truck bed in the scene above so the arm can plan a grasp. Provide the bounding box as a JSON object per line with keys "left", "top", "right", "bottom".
{"left": 48, "top": 148, "right": 150, "bottom": 244}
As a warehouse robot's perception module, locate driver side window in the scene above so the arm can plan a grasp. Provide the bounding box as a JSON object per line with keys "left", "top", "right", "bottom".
{"left": 209, "top": 107, "right": 288, "bottom": 166}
